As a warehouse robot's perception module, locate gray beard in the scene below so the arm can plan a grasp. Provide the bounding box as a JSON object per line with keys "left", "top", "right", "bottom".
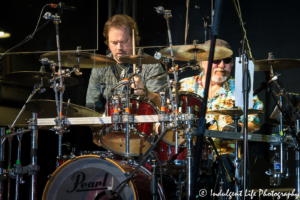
{"left": 211, "top": 75, "right": 228, "bottom": 83}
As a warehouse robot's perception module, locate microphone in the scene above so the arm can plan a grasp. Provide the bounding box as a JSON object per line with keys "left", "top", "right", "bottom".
{"left": 154, "top": 6, "right": 165, "bottom": 14}
{"left": 46, "top": 2, "right": 76, "bottom": 11}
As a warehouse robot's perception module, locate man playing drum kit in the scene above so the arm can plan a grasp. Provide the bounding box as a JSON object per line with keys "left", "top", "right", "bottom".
{"left": 86, "top": 14, "right": 167, "bottom": 110}
{"left": 179, "top": 39, "right": 264, "bottom": 154}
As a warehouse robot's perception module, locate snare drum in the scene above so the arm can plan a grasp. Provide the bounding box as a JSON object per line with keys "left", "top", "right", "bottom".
{"left": 100, "top": 95, "right": 158, "bottom": 156}
{"left": 163, "top": 91, "right": 203, "bottom": 147}
{"left": 43, "top": 155, "right": 165, "bottom": 200}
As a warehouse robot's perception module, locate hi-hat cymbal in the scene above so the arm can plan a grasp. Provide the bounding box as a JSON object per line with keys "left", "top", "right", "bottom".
{"left": 40, "top": 52, "right": 116, "bottom": 68}
{"left": 118, "top": 55, "right": 161, "bottom": 64}
{"left": 159, "top": 44, "right": 233, "bottom": 61}
{"left": 207, "top": 108, "right": 264, "bottom": 117}
{"left": 26, "top": 99, "right": 103, "bottom": 118}
{"left": 5, "top": 71, "right": 78, "bottom": 87}
{"left": 254, "top": 59, "right": 300, "bottom": 71}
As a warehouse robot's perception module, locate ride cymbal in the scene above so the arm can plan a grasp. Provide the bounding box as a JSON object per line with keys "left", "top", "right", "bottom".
{"left": 159, "top": 44, "right": 233, "bottom": 61}
{"left": 118, "top": 55, "right": 161, "bottom": 64}
{"left": 5, "top": 71, "right": 78, "bottom": 87}
{"left": 207, "top": 108, "right": 264, "bottom": 117}
{"left": 254, "top": 59, "right": 300, "bottom": 71}
{"left": 41, "top": 52, "right": 116, "bottom": 68}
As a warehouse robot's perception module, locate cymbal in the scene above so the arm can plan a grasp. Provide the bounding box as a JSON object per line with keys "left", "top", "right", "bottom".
{"left": 5, "top": 71, "right": 78, "bottom": 87}
{"left": 40, "top": 52, "right": 116, "bottom": 68}
{"left": 26, "top": 99, "right": 103, "bottom": 118}
{"left": 118, "top": 55, "right": 161, "bottom": 64}
{"left": 159, "top": 44, "right": 233, "bottom": 61}
{"left": 254, "top": 59, "right": 300, "bottom": 71}
{"left": 207, "top": 108, "right": 264, "bottom": 117}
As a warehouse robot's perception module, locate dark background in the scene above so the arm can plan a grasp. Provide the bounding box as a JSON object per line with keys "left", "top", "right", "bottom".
{"left": 0, "top": 0, "right": 300, "bottom": 199}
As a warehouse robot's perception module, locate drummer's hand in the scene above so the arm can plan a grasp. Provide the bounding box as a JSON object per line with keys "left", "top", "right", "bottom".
{"left": 131, "top": 76, "right": 146, "bottom": 96}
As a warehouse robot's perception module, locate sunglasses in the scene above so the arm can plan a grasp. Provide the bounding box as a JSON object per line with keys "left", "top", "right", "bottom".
{"left": 213, "top": 57, "right": 232, "bottom": 64}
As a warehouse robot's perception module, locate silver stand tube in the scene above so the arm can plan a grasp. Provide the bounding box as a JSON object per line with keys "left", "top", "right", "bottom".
{"left": 232, "top": 116, "right": 240, "bottom": 199}
{"left": 14, "top": 134, "right": 23, "bottom": 200}
{"left": 54, "top": 18, "right": 64, "bottom": 122}
{"left": 56, "top": 133, "right": 62, "bottom": 169}
{"left": 185, "top": 107, "right": 194, "bottom": 199}
{"left": 7, "top": 136, "right": 13, "bottom": 200}
{"left": 186, "top": 134, "right": 193, "bottom": 198}
{"left": 296, "top": 119, "right": 300, "bottom": 194}
{"left": 0, "top": 128, "right": 5, "bottom": 200}
{"left": 125, "top": 84, "right": 130, "bottom": 155}
{"left": 29, "top": 113, "right": 38, "bottom": 200}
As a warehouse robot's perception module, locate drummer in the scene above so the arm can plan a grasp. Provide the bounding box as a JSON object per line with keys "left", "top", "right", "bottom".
{"left": 86, "top": 14, "right": 167, "bottom": 111}
{"left": 179, "top": 39, "right": 264, "bottom": 154}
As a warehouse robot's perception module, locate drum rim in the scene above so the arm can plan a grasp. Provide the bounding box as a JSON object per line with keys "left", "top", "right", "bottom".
{"left": 42, "top": 155, "right": 137, "bottom": 200}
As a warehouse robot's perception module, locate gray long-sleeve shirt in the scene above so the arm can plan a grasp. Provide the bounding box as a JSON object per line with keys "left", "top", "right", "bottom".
{"left": 86, "top": 59, "right": 167, "bottom": 112}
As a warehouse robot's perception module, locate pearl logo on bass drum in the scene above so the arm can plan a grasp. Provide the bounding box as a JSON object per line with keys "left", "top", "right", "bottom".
{"left": 67, "top": 172, "right": 109, "bottom": 193}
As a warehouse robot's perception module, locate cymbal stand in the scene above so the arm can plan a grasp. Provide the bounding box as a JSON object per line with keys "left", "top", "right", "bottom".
{"left": 0, "top": 128, "right": 5, "bottom": 200}
{"left": 265, "top": 59, "right": 295, "bottom": 185}
{"left": 183, "top": 107, "right": 197, "bottom": 198}
{"left": 7, "top": 134, "right": 13, "bottom": 200}
{"left": 45, "top": 12, "right": 73, "bottom": 166}
{"left": 14, "top": 131, "right": 24, "bottom": 200}
{"left": 8, "top": 71, "right": 45, "bottom": 132}
{"left": 296, "top": 116, "right": 300, "bottom": 194}
{"left": 28, "top": 113, "right": 39, "bottom": 200}
{"left": 155, "top": 7, "right": 179, "bottom": 112}
{"left": 232, "top": 115, "right": 241, "bottom": 199}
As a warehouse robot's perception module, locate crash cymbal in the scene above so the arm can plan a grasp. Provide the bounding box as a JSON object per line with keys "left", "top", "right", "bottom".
{"left": 40, "top": 52, "right": 116, "bottom": 68}
{"left": 254, "top": 59, "right": 300, "bottom": 71}
{"left": 207, "top": 108, "right": 264, "bottom": 117}
{"left": 26, "top": 99, "right": 103, "bottom": 118}
{"left": 5, "top": 71, "right": 78, "bottom": 87}
{"left": 118, "top": 55, "right": 161, "bottom": 64}
{"left": 159, "top": 44, "right": 233, "bottom": 61}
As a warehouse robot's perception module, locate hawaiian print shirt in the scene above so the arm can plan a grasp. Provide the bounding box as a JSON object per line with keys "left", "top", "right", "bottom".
{"left": 180, "top": 72, "right": 264, "bottom": 154}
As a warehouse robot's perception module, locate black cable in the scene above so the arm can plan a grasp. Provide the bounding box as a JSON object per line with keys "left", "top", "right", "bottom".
{"left": 0, "top": 4, "right": 49, "bottom": 61}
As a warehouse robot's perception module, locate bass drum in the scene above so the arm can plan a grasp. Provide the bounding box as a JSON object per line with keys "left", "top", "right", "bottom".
{"left": 43, "top": 155, "right": 165, "bottom": 200}
{"left": 100, "top": 95, "right": 158, "bottom": 156}
{"left": 163, "top": 91, "right": 203, "bottom": 146}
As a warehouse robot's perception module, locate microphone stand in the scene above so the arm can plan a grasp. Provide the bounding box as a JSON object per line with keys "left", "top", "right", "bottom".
{"left": 241, "top": 43, "right": 250, "bottom": 199}
{"left": 190, "top": 0, "right": 224, "bottom": 199}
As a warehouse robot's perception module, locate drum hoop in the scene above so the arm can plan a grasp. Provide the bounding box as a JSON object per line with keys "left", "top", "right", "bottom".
{"left": 106, "top": 94, "right": 160, "bottom": 113}
{"left": 99, "top": 141, "right": 149, "bottom": 157}
{"left": 42, "top": 155, "right": 137, "bottom": 200}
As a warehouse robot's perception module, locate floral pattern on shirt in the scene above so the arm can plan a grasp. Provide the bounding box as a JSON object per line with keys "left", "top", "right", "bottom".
{"left": 180, "top": 73, "right": 264, "bottom": 154}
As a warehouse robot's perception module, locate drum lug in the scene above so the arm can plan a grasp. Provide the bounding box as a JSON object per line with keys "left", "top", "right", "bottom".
{"left": 124, "top": 172, "right": 130, "bottom": 177}
{"left": 47, "top": 174, "right": 52, "bottom": 179}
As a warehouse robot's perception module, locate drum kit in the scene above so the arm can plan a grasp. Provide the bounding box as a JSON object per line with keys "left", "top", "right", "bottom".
{"left": 1, "top": 4, "right": 300, "bottom": 200}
